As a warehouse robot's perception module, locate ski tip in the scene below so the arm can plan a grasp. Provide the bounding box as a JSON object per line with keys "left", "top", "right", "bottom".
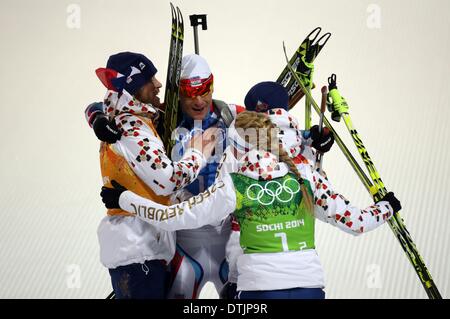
{"left": 175, "top": 6, "right": 184, "bottom": 25}
{"left": 170, "top": 3, "right": 176, "bottom": 16}
{"left": 321, "top": 86, "right": 328, "bottom": 94}
{"left": 317, "top": 32, "right": 332, "bottom": 46}
{"left": 307, "top": 27, "right": 322, "bottom": 40}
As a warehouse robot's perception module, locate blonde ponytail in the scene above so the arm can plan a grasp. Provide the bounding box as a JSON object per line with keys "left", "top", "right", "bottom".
{"left": 277, "top": 144, "right": 314, "bottom": 214}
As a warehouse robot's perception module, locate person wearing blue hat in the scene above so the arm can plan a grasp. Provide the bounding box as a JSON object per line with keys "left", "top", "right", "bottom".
{"left": 105, "top": 52, "right": 159, "bottom": 97}
{"left": 244, "top": 81, "right": 334, "bottom": 156}
{"left": 244, "top": 81, "right": 290, "bottom": 112}
{"left": 219, "top": 81, "right": 337, "bottom": 299}
{"left": 86, "top": 52, "right": 162, "bottom": 142}
{"left": 85, "top": 53, "right": 245, "bottom": 300}
{"left": 84, "top": 52, "right": 217, "bottom": 299}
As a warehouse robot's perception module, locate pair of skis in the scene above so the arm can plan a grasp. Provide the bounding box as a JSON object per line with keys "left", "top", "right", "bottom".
{"left": 281, "top": 39, "right": 441, "bottom": 298}
{"left": 157, "top": 3, "right": 184, "bottom": 156}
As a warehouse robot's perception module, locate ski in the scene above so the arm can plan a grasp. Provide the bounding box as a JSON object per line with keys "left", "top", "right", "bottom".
{"left": 282, "top": 41, "right": 373, "bottom": 198}
{"left": 158, "top": 3, "right": 184, "bottom": 156}
{"left": 276, "top": 27, "right": 331, "bottom": 112}
{"left": 326, "top": 74, "right": 442, "bottom": 299}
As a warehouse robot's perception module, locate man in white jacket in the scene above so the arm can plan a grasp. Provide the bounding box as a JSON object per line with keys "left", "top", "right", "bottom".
{"left": 87, "top": 52, "right": 216, "bottom": 299}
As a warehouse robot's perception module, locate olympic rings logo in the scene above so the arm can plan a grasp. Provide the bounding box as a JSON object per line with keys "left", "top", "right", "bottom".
{"left": 246, "top": 178, "right": 301, "bottom": 206}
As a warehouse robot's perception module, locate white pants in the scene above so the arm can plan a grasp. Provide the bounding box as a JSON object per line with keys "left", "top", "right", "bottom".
{"left": 167, "top": 221, "right": 231, "bottom": 299}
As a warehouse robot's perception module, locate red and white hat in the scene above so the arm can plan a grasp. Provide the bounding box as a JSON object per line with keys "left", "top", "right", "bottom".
{"left": 180, "top": 54, "right": 214, "bottom": 97}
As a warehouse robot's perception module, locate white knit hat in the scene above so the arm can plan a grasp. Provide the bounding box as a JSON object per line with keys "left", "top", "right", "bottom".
{"left": 181, "top": 54, "right": 212, "bottom": 80}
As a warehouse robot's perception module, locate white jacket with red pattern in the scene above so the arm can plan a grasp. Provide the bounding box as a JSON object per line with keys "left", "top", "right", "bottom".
{"left": 116, "top": 147, "right": 394, "bottom": 291}
{"left": 88, "top": 90, "right": 207, "bottom": 268}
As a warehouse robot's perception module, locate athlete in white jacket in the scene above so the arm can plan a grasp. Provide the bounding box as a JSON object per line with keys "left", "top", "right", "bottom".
{"left": 100, "top": 111, "right": 401, "bottom": 299}
{"left": 219, "top": 81, "right": 335, "bottom": 298}
{"left": 86, "top": 52, "right": 216, "bottom": 299}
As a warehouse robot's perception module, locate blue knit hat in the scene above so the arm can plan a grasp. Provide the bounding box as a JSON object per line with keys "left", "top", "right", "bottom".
{"left": 105, "top": 52, "right": 157, "bottom": 95}
{"left": 244, "top": 81, "right": 289, "bottom": 112}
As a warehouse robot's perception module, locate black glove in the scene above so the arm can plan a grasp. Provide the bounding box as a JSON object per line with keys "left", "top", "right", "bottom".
{"left": 92, "top": 114, "right": 122, "bottom": 144}
{"left": 310, "top": 125, "right": 335, "bottom": 153}
{"left": 378, "top": 192, "right": 402, "bottom": 213}
{"left": 101, "top": 180, "right": 128, "bottom": 209}
{"left": 219, "top": 282, "right": 237, "bottom": 300}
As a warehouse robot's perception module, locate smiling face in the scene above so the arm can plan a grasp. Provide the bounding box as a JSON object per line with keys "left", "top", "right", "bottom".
{"left": 179, "top": 89, "right": 213, "bottom": 120}
{"left": 134, "top": 76, "right": 162, "bottom": 108}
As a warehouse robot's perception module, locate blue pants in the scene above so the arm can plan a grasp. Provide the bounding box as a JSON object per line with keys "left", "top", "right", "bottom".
{"left": 109, "top": 260, "right": 168, "bottom": 299}
{"left": 237, "top": 287, "right": 325, "bottom": 299}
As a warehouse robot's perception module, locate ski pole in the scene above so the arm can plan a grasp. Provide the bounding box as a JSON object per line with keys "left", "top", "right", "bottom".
{"left": 327, "top": 74, "right": 442, "bottom": 299}
{"left": 189, "top": 14, "right": 207, "bottom": 55}
{"left": 315, "top": 86, "right": 327, "bottom": 173}
{"left": 282, "top": 42, "right": 373, "bottom": 191}
{"left": 282, "top": 43, "right": 441, "bottom": 298}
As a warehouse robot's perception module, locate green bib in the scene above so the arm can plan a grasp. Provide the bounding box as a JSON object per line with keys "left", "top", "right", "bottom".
{"left": 230, "top": 173, "right": 315, "bottom": 254}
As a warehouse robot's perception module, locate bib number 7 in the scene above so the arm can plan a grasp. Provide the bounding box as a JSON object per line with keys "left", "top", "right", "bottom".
{"left": 274, "top": 232, "right": 307, "bottom": 252}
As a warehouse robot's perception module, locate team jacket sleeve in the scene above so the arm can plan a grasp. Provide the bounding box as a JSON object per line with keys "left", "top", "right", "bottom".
{"left": 311, "top": 170, "right": 394, "bottom": 236}
{"left": 113, "top": 114, "right": 207, "bottom": 196}
{"left": 118, "top": 174, "right": 237, "bottom": 231}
